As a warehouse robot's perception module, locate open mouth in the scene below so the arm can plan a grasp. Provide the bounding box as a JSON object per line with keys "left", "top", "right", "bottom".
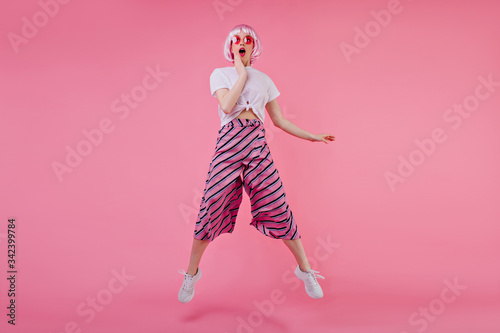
{"left": 239, "top": 47, "right": 246, "bottom": 56}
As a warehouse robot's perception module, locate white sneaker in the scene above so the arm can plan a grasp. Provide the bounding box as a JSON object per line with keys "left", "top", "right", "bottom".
{"left": 178, "top": 268, "right": 202, "bottom": 303}
{"left": 294, "top": 265, "right": 325, "bottom": 299}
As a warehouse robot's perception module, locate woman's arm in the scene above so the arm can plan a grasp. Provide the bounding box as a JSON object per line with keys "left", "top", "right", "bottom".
{"left": 216, "top": 51, "right": 250, "bottom": 114}
{"left": 265, "top": 99, "right": 335, "bottom": 144}
{"left": 215, "top": 73, "right": 247, "bottom": 114}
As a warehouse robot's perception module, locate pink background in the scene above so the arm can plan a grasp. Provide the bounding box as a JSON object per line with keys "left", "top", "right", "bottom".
{"left": 1, "top": 0, "right": 500, "bottom": 332}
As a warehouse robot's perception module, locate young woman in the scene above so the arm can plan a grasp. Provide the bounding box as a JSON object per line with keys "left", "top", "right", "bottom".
{"left": 178, "top": 24, "right": 335, "bottom": 303}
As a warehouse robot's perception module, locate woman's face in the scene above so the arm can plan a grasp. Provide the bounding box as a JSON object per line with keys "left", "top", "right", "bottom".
{"left": 231, "top": 30, "right": 254, "bottom": 65}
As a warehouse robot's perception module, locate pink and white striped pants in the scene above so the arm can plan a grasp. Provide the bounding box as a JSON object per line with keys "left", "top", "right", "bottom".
{"left": 194, "top": 118, "right": 300, "bottom": 242}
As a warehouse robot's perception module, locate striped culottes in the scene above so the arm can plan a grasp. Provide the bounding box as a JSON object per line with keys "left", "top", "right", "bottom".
{"left": 194, "top": 118, "right": 300, "bottom": 242}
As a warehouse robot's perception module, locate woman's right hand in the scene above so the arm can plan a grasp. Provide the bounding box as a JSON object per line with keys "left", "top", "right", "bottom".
{"left": 233, "top": 51, "right": 248, "bottom": 78}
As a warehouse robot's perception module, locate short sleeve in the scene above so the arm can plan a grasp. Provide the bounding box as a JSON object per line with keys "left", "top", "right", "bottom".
{"left": 267, "top": 76, "right": 280, "bottom": 102}
{"left": 210, "top": 69, "right": 229, "bottom": 97}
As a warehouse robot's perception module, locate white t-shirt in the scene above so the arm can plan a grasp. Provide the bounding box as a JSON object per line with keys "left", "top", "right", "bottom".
{"left": 210, "top": 66, "right": 280, "bottom": 127}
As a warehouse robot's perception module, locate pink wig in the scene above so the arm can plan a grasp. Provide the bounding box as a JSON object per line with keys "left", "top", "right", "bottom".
{"left": 223, "top": 24, "right": 262, "bottom": 66}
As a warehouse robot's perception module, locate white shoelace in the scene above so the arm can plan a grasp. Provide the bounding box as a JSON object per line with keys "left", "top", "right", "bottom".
{"left": 178, "top": 269, "right": 194, "bottom": 292}
{"left": 305, "top": 269, "right": 325, "bottom": 286}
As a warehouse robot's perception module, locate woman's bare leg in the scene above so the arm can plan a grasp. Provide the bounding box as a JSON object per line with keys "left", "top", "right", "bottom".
{"left": 186, "top": 238, "right": 210, "bottom": 275}
{"left": 282, "top": 238, "right": 311, "bottom": 272}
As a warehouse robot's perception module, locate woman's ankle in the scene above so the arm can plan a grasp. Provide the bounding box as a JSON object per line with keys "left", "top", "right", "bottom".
{"left": 299, "top": 263, "right": 311, "bottom": 272}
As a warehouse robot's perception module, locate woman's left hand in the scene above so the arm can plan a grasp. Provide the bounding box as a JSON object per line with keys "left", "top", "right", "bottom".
{"left": 310, "top": 134, "right": 336, "bottom": 144}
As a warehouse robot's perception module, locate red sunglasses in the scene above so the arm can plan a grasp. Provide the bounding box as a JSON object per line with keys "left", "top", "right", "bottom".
{"left": 232, "top": 35, "right": 253, "bottom": 44}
